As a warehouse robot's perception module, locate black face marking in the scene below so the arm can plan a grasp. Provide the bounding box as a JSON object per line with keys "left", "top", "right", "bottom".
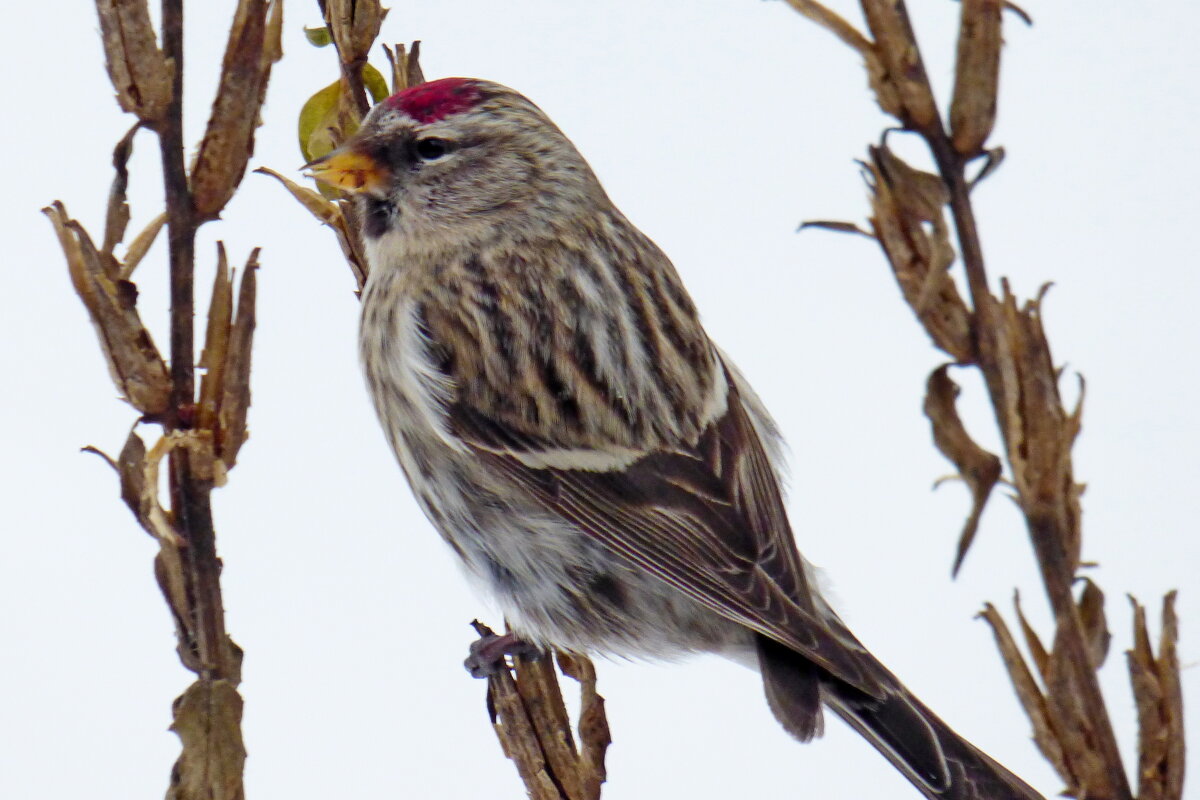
{"left": 361, "top": 197, "right": 397, "bottom": 239}
{"left": 374, "top": 137, "right": 414, "bottom": 172}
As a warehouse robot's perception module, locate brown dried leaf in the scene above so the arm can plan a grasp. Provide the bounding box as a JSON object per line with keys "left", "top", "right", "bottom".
{"left": 923, "top": 366, "right": 1002, "bottom": 574}
{"left": 254, "top": 167, "right": 341, "bottom": 225}
{"left": 44, "top": 202, "right": 171, "bottom": 416}
{"left": 255, "top": 167, "right": 369, "bottom": 290}
{"left": 402, "top": 41, "right": 425, "bottom": 89}
{"left": 120, "top": 211, "right": 167, "bottom": 280}
{"left": 96, "top": 0, "right": 172, "bottom": 122}
{"left": 1012, "top": 590, "right": 1050, "bottom": 683}
{"left": 780, "top": 0, "right": 872, "bottom": 55}
{"left": 978, "top": 603, "right": 1071, "bottom": 784}
{"left": 81, "top": 445, "right": 120, "bottom": 472}
{"left": 779, "top": 1, "right": 904, "bottom": 120}
{"left": 382, "top": 44, "right": 402, "bottom": 94}
{"left": 102, "top": 124, "right": 139, "bottom": 267}
{"left": 383, "top": 41, "right": 426, "bottom": 94}
{"left": 557, "top": 653, "right": 610, "bottom": 800}
{"left": 1045, "top": 621, "right": 1109, "bottom": 797}
{"left": 950, "top": 0, "right": 1002, "bottom": 156}
{"left": 968, "top": 145, "right": 1007, "bottom": 191}
{"left": 865, "top": 146, "right": 974, "bottom": 362}
{"left": 191, "top": 0, "right": 282, "bottom": 219}
{"left": 797, "top": 219, "right": 874, "bottom": 237}
{"left": 218, "top": 253, "right": 258, "bottom": 468}
{"left": 1076, "top": 578, "right": 1111, "bottom": 669}
{"left": 1003, "top": 1, "right": 1034, "bottom": 26}
{"left": 166, "top": 680, "right": 246, "bottom": 800}
{"left": 117, "top": 429, "right": 150, "bottom": 532}
{"left": 139, "top": 433, "right": 196, "bottom": 662}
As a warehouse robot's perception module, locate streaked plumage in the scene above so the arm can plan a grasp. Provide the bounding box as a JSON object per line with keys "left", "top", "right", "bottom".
{"left": 310, "top": 78, "right": 1045, "bottom": 800}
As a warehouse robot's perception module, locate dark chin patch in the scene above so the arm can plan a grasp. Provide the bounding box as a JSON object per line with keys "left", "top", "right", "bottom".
{"left": 361, "top": 197, "right": 397, "bottom": 239}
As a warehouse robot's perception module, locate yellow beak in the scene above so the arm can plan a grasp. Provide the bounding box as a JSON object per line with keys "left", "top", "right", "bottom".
{"left": 304, "top": 147, "right": 388, "bottom": 194}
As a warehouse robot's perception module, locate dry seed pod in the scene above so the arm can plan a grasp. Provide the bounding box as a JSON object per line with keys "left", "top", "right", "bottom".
{"left": 979, "top": 602, "right": 1074, "bottom": 787}
{"left": 218, "top": 256, "right": 257, "bottom": 468}
{"left": 993, "top": 283, "right": 1084, "bottom": 573}
{"left": 325, "top": 0, "right": 385, "bottom": 65}
{"left": 44, "top": 202, "right": 171, "bottom": 416}
{"left": 191, "top": 0, "right": 282, "bottom": 219}
{"left": 864, "top": 145, "right": 974, "bottom": 362}
{"left": 197, "top": 245, "right": 234, "bottom": 435}
{"left": 383, "top": 41, "right": 425, "bottom": 94}
{"left": 860, "top": 0, "right": 939, "bottom": 130}
{"left": 96, "top": 0, "right": 173, "bottom": 122}
{"left": 196, "top": 244, "right": 257, "bottom": 468}
{"left": 166, "top": 680, "right": 246, "bottom": 800}
{"left": 950, "top": 0, "right": 1003, "bottom": 156}
{"left": 1127, "top": 593, "right": 1184, "bottom": 800}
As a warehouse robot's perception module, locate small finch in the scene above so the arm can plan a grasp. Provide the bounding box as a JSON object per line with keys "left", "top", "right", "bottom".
{"left": 310, "top": 78, "right": 1043, "bottom": 800}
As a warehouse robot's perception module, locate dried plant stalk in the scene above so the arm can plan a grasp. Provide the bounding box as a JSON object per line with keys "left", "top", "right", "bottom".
{"left": 791, "top": 2, "right": 1183, "bottom": 799}
{"left": 475, "top": 622, "right": 610, "bottom": 800}
{"left": 45, "top": 0, "right": 280, "bottom": 795}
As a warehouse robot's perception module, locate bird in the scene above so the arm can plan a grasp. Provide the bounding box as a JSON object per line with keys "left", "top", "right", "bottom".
{"left": 307, "top": 77, "right": 1045, "bottom": 800}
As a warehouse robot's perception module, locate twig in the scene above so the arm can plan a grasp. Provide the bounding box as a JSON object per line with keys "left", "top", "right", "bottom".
{"left": 931, "top": 132, "right": 1132, "bottom": 800}
{"left": 156, "top": 0, "right": 235, "bottom": 684}
{"left": 158, "top": 0, "right": 196, "bottom": 426}
{"left": 49, "top": 0, "right": 279, "bottom": 794}
{"left": 788, "top": 1, "right": 1184, "bottom": 797}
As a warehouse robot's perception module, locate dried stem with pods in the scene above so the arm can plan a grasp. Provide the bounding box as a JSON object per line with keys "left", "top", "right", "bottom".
{"left": 260, "top": 3, "right": 610, "bottom": 798}
{"left": 44, "top": 0, "right": 281, "bottom": 797}
{"left": 791, "top": 1, "right": 1184, "bottom": 798}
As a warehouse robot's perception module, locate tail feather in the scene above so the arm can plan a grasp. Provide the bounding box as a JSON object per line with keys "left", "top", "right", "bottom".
{"left": 757, "top": 635, "right": 824, "bottom": 741}
{"left": 757, "top": 636, "right": 1044, "bottom": 800}
{"left": 827, "top": 684, "right": 1043, "bottom": 800}
{"left": 829, "top": 683, "right": 951, "bottom": 792}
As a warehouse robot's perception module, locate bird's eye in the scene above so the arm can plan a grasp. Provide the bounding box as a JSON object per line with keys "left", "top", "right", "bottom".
{"left": 414, "top": 137, "right": 454, "bottom": 161}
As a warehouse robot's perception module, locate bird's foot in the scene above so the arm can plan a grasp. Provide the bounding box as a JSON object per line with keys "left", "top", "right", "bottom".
{"left": 464, "top": 629, "right": 544, "bottom": 678}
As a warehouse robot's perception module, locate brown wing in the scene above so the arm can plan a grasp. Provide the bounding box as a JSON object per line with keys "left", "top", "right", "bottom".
{"left": 452, "top": 366, "right": 885, "bottom": 699}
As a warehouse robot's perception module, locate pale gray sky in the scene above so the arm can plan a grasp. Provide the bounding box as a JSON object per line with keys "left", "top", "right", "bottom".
{"left": 3, "top": 2, "right": 1196, "bottom": 798}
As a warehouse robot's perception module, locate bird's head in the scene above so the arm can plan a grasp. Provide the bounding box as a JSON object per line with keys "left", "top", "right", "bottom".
{"left": 307, "top": 78, "right": 605, "bottom": 256}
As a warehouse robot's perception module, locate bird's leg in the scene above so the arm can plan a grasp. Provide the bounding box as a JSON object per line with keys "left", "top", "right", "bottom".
{"left": 464, "top": 628, "right": 545, "bottom": 678}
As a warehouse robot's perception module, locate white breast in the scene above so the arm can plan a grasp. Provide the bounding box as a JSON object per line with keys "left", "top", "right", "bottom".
{"left": 359, "top": 270, "right": 463, "bottom": 457}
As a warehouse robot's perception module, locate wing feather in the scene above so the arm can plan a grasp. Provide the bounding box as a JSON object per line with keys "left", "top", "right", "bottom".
{"left": 453, "top": 364, "right": 884, "bottom": 698}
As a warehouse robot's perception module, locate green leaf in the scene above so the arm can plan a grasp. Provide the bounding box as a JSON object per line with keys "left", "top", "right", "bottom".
{"left": 297, "top": 79, "right": 346, "bottom": 164}
{"left": 304, "top": 26, "right": 332, "bottom": 47}
{"left": 363, "top": 64, "right": 391, "bottom": 103}
{"left": 298, "top": 68, "right": 389, "bottom": 166}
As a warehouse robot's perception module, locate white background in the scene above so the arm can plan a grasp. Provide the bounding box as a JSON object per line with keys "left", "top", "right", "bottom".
{"left": 3, "top": 2, "right": 1196, "bottom": 798}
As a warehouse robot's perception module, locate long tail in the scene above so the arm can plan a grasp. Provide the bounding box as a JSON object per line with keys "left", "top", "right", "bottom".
{"left": 757, "top": 635, "right": 1045, "bottom": 800}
